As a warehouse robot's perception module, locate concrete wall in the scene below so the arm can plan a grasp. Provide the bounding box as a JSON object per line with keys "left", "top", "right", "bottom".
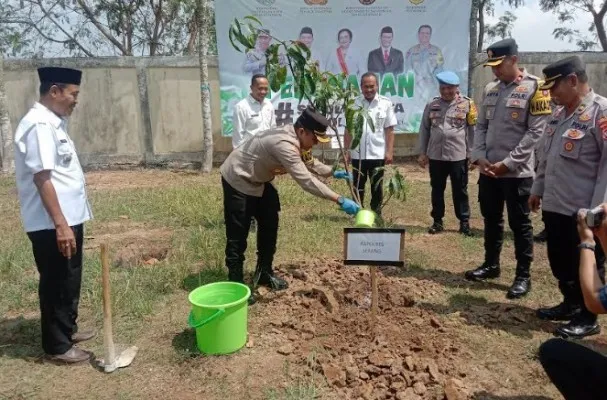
{"left": 4, "top": 53, "right": 607, "bottom": 168}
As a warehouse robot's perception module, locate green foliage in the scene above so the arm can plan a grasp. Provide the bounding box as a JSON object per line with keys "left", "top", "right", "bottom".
{"left": 228, "top": 16, "right": 408, "bottom": 209}
{"left": 539, "top": 0, "right": 606, "bottom": 51}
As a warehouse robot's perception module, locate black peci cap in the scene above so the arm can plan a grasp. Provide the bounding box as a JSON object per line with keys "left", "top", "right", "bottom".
{"left": 37, "top": 67, "right": 82, "bottom": 85}
{"left": 484, "top": 38, "right": 518, "bottom": 67}
{"left": 300, "top": 27, "right": 313, "bottom": 36}
{"left": 539, "top": 56, "right": 586, "bottom": 90}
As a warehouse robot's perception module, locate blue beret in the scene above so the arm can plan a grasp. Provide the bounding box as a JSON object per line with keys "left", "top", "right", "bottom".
{"left": 436, "top": 71, "right": 460, "bottom": 86}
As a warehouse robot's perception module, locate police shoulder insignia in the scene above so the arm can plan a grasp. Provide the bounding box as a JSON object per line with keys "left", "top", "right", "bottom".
{"left": 599, "top": 115, "right": 607, "bottom": 140}
{"left": 467, "top": 100, "right": 478, "bottom": 126}
{"left": 301, "top": 149, "right": 314, "bottom": 166}
{"left": 529, "top": 83, "right": 552, "bottom": 116}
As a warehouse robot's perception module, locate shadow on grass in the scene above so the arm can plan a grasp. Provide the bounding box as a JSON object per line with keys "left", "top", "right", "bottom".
{"left": 402, "top": 222, "right": 517, "bottom": 242}
{"left": 380, "top": 263, "right": 512, "bottom": 292}
{"left": 182, "top": 268, "right": 228, "bottom": 292}
{"left": 416, "top": 293, "right": 553, "bottom": 339}
{"left": 172, "top": 328, "right": 201, "bottom": 359}
{"left": 0, "top": 316, "right": 44, "bottom": 361}
{"left": 301, "top": 213, "right": 352, "bottom": 224}
{"left": 472, "top": 393, "right": 552, "bottom": 400}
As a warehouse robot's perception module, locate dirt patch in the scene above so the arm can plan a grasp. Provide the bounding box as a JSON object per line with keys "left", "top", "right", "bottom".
{"left": 85, "top": 169, "right": 204, "bottom": 191}
{"left": 84, "top": 222, "right": 173, "bottom": 267}
{"left": 247, "top": 258, "right": 471, "bottom": 400}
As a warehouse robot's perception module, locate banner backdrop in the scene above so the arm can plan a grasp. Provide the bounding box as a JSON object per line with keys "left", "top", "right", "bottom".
{"left": 215, "top": 0, "right": 473, "bottom": 146}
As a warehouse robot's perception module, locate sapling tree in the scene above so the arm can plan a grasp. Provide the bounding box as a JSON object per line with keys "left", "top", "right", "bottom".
{"left": 228, "top": 17, "right": 407, "bottom": 220}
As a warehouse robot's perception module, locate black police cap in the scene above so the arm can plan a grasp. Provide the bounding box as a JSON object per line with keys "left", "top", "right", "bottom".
{"left": 37, "top": 67, "right": 82, "bottom": 85}
{"left": 539, "top": 56, "right": 586, "bottom": 90}
{"left": 484, "top": 38, "right": 518, "bottom": 67}
{"left": 296, "top": 106, "right": 331, "bottom": 143}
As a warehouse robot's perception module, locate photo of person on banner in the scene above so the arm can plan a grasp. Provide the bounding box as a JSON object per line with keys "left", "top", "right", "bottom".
{"left": 298, "top": 27, "right": 323, "bottom": 67}
{"left": 324, "top": 28, "right": 364, "bottom": 78}
{"left": 405, "top": 24, "right": 445, "bottom": 105}
{"left": 243, "top": 28, "right": 286, "bottom": 76}
{"left": 367, "top": 26, "right": 404, "bottom": 76}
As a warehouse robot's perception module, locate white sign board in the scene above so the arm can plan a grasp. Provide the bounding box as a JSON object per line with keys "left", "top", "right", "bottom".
{"left": 344, "top": 228, "right": 405, "bottom": 266}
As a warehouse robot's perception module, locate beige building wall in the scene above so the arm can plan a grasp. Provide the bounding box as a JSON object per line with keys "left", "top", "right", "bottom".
{"left": 4, "top": 53, "right": 607, "bottom": 168}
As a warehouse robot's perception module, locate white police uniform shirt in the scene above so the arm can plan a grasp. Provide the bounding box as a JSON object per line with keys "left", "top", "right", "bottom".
{"left": 232, "top": 95, "right": 276, "bottom": 149}
{"left": 14, "top": 102, "right": 92, "bottom": 232}
{"left": 350, "top": 94, "right": 397, "bottom": 160}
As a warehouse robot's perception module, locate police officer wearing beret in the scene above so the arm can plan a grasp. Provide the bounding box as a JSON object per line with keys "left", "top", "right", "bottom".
{"left": 13, "top": 67, "right": 95, "bottom": 363}
{"left": 530, "top": 56, "right": 607, "bottom": 338}
{"left": 416, "top": 70, "right": 477, "bottom": 236}
{"left": 467, "top": 39, "right": 552, "bottom": 299}
{"left": 220, "top": 107, "right": 359, "bottom": 303}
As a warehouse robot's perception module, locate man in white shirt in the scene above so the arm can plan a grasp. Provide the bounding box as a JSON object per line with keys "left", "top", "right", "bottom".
{"left": 345, "top": 72, "right": 397, "bottom": 216}
{"left": 14, "top": 67, "right": 94, "bottom": 364}
{"left": 232, "top": 74, "right": 276, "bottom": 149}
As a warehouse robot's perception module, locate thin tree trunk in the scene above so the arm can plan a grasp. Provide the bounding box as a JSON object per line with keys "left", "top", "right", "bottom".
{"left": 0, "top": 55, "right": 14, "bottom": 174}
{"left": 469, "top": 0, "right": 479, "bottom": 98}
{"left": 198, "top": 0, "right": 213, "bottom": 173}
{"left": 594, "top": 15, "right": 607, "bottom": 51}
{"left": 477, "top": 1, "right": 485, "bottom": 53}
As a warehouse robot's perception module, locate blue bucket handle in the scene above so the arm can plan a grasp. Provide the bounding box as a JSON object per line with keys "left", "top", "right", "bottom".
{"left": 188, "top": 308, "right": 225, "bottom": 329}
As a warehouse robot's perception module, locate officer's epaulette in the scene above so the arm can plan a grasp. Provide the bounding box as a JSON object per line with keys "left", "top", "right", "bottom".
{"left": 592, "top": 94, "right": 607, "bottom": 109}
{"left": 461, "top": 95, "right": 472, "bottom": 101}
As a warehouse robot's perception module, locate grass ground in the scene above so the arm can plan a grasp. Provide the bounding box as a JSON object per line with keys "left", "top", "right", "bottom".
{"left": 0, "top": 163, "right": 601, "bottom": 399}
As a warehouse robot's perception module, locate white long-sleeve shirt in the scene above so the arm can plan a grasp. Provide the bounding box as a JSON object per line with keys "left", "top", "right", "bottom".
{"left": 231, "top": 95, "right": 276, "bottom": 149}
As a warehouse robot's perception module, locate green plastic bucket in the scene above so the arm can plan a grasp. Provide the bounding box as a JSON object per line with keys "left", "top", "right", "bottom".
{"left": 187, "top": 281, "right": 251, "bottom": 355}
{"left": 356, "top": 209, "right": 376, "bottom": 227}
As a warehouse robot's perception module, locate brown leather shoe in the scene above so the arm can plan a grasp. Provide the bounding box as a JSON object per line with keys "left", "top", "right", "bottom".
{"left": 46, "top": 346, "right": 92, "bottom": 364}
{"left": 71, "top": 329, "right": 97, "bottom": 343}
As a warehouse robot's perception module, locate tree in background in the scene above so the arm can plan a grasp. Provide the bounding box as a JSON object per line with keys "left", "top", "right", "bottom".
{"left": 486, "top": 11, "right": 518, "bottom": 40}
{"left": 540, "top": 0, "right": 607, "bottom": 51}
{"left": 0, "top": 0, "right": 217, "bottom": 57}
{"left": 476, "top": 0, "right": 524, "bottom": 52}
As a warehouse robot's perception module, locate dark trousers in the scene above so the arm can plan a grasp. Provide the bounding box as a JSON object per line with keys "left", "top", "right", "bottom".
{"left": 27, "top": 224, "right": 84, "bottom": 355}
{"left": 539, "top": 338, "right": 607, "bottom": 400}
{"left": 429, "top": 159, "right": 470, "bottom": 223}
{"left": 543, "top": 211, "right": 606, "bottom": 322}
{"left": 351, "top": 159, "right": 384, "bottom": 214}
{"left": 478, "top": 175, "right": 533, "bottom": 275}
{"left": 222, "top": 177, "right": 280, "bottom": 283}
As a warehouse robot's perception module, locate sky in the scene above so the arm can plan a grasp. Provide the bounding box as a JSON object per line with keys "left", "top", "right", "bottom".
{"left": 487, "top": 0, "right": 596, "bottom": 51}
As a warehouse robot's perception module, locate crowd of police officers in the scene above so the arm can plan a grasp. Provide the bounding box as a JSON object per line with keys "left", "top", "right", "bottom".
{"left": 416, "top": 38, "right": 607, "bottom": 340}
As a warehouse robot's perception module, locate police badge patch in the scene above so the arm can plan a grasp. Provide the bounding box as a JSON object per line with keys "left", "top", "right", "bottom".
{"left": 599, "top": 116, "right": 607, "bottom": 140}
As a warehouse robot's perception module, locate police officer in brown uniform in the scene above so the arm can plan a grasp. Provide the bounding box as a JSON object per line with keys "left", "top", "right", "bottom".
{"left": 530, "top": 56, "right": 607, "bottom": 338}
{"left": 417, "top": 70, "right": 477, "bottom": 236}
{"left": 220, "top": 107, "right": 359, "bottom": 303}
{"left": 466, "top": 39, "right": 551, "bottom": 299}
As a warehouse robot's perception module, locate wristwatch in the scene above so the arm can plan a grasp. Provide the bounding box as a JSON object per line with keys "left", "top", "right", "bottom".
{"left": 337, "top": 196, "right": 344, "bottom": 205}
{"left": 578, "top": 242, "right": 596, "bottom": 251}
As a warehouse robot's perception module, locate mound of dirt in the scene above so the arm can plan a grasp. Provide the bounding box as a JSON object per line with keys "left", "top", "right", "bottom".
{"left": 252, "top": 258, "right": 471, "bottom": 400}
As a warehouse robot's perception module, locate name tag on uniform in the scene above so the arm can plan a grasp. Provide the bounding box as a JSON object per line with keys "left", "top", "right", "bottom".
{"left": 60, "top": 139, "right": 68, "bottom": 143}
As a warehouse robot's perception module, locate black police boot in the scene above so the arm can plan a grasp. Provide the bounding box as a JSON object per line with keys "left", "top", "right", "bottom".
{"left": 253, "top": 262, "right": 288, "bottom": 291}
{"left": 428, "top": 220, "right": 444, "bottom": 234}
{"left": 464, "top": 263, "right": 501, "bottom": 281}
{"left": 533, "top": 228, "right": 547, "bottom": 243}
{"left": 537, "top": 302, "right": 581, "bottom": 321}
{"left": 459, "top": 221, "right": 473, "bottom": 237}
{"left": 555, "top": 316, "right": 600, "bottom": 339}
{"left": 257, "top": 272, "right": 288, "bottom": 290}
{"left": 507, "top": 277, "right": 531, "bottom": 299}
